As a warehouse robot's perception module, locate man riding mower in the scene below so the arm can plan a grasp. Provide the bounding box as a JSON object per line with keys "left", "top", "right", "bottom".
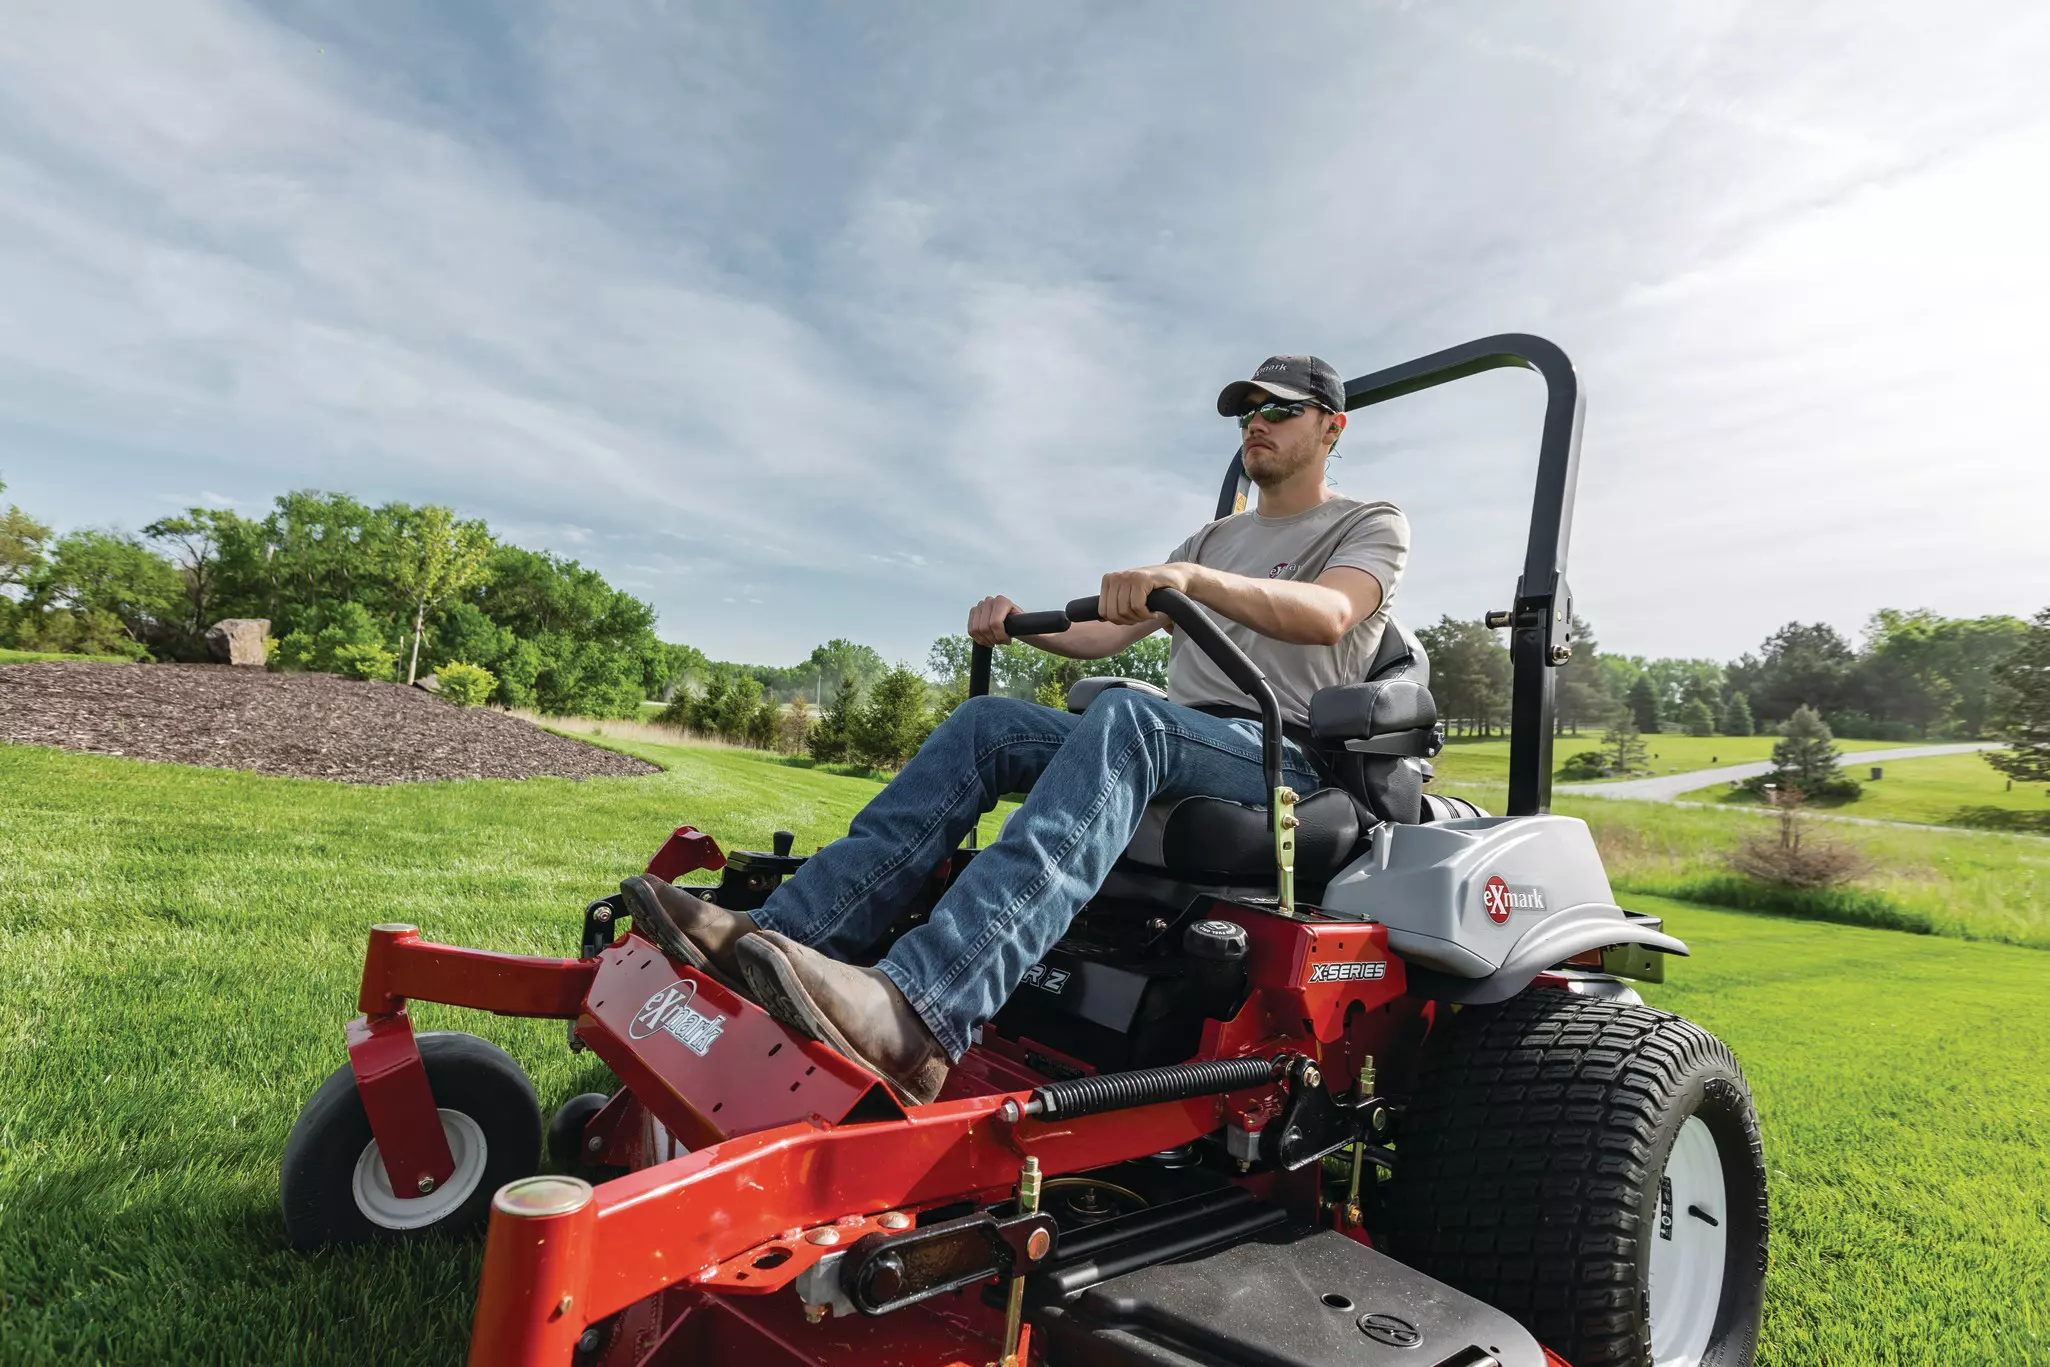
{"left": 283, "top": 336, "right": 1769, "bottom": 1367}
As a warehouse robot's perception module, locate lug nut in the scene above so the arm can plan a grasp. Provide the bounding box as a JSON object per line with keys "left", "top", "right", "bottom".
{"left": 416, "top": 1174, "right": 437, "bottom": 1194}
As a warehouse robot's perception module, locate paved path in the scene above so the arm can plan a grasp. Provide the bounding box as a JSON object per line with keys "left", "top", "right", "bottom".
{"left": 1556, "top": 742, "right": 2003, "bottom": 802}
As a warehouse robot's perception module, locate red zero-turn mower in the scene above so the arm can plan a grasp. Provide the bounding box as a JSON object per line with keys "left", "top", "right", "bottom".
{"left": 282, "top": 336, "right": 1768, "bottom": 1367}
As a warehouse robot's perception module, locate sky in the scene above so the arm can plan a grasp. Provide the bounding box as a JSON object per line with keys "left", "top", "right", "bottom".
{"left": 2, "top": 0, "right": 2045, "bottom": 669}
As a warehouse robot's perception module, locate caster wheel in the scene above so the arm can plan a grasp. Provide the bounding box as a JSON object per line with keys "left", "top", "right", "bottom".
{"left": 280, "top": 1031, "right": 541, "bottom": 1249}
{"left": 548, "top": 1091, "right": 613, "bottom": 1169}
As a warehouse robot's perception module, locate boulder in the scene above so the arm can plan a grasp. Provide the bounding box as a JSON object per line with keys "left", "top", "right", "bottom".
{"left": 204, "top": 618, "right": 271, "bottom": 667}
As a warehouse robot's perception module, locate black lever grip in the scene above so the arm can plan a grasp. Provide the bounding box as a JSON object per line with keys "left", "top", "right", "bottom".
{"left": 1002, "top": 610, "right": 1072, "bottom": 638}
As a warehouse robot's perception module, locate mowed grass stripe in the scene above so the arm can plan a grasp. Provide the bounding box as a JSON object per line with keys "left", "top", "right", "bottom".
{"left": 1, "top": 741, "right": 2044, "bottom": 1365}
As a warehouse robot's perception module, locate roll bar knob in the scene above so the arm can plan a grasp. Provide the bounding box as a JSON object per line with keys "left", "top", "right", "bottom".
{"left": 1484, "top": 610, "right": 1513, "bottom": 629}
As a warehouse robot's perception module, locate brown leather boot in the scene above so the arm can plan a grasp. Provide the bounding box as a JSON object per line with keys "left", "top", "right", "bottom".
{"left": 734, "top": 931, "right": 949, "bottom": 1105}
{"left": 618, "top": 875, "right": 758, "bottom": 994}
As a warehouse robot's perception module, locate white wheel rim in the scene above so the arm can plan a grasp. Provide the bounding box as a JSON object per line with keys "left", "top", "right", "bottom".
{"left": 1649, "top": 1114, "right": 1729, "bottom": 1367}
{"left": 351, "top": 1110, "right": 489, "bottom": 1230}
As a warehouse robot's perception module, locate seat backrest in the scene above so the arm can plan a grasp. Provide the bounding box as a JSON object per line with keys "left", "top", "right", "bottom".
{"left": 1366, "top": 615, "right": 1429, "bottom": 685}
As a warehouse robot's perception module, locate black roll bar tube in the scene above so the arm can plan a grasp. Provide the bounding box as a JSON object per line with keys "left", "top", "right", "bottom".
{"left": 1212, "top": 333, "right": 1583, "bottom": 816}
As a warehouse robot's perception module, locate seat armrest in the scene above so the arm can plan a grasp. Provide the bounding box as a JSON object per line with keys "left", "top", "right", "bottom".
{"left": 1066, "top": 676, "right": 1169, "bottom": 714}
{"left": 1308, "top": 679, "right": 1437, "bottom": 740}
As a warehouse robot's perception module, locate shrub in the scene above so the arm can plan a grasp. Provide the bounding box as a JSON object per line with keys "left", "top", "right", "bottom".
{"left": 435, "top": 661, "right": 497, "bottom": 707}
{"left": 1557, "top": 750, "right": 1609, "bottom": 781}
{"left": 1726, "top": 791, "right": 1871, "bottom": 890}
{"left": 331, "top": 641, "right": 398, "bottom": 682}
{"left": 780, "top": 696, "right": 815, "bottom": 753}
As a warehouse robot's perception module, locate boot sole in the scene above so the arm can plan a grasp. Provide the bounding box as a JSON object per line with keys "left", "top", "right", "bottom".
{"left": 735, "top": 935, "right": 943, "bottom": 1106}
{"left": 618, "top": 877, "right": 749, "bottom": 997}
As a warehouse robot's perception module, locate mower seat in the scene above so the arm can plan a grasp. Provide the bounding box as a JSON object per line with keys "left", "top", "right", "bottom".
{"left": 1068, "top": 616, "right": 1439, "bottom": 888}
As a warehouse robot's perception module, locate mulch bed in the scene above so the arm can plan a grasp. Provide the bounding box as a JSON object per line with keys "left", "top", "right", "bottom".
{"left": 0, "top": 662, "right": 659, "bottom": 785}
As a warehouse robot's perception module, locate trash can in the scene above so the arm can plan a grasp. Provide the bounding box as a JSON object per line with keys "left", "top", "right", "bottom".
{"left": 1870, "top": 766, "right": 1883, "bottom": 781}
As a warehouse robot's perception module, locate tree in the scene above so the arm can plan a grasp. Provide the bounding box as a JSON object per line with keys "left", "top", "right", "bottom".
{"left": 1626, "top": 675, "right": 1662, "bottom": 733}
{"left": 1985, "top": 607, "right": 2050, "bottom": 784}
{"left": 1417, "top": 616, "right": 1511, "bottom": 736}
{"left": 33, "top": 529, "right": 184, "bottom": 650}
{"left": 142, "top": 507, "right": 258, "bottom": 652}
{"left": 1722, "top": 693, "right": 1755, "bottom": 737}
{"left": 382, "top": 504, "right": 494, "bottom": 685}
{"left": 806, "top": 639, "right": 887, "bottom": 704}
{"left": 1759, "top": 704, "right": 1858, "bottom": 802}
{"left": 852, "top": 665, "right": 935, "bottom": 768}
{"left": 808, "top": 672, "right": 860, "bottom": 763}
{"left": 1601, "top": 718, "right": 1649, "bottom": 774}
{"left": 780, "top": 695, "right": 815, "bottom": 753}
{"left": 0, "top": 479, "right": 50, "bottom": 594}
{"left": 1554, "top": 615, "right": 1617, "bottom": 735}
{"left": 1726, "top": 622, "right": 1855, "bottom": 724}
{"left": 1678, "top": 698, "right": 1716, "bottom": 736}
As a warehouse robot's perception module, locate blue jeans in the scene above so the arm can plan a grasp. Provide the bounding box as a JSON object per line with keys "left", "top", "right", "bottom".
{"left": 752, "top": 690, "right": 1321, "bottom": 1059}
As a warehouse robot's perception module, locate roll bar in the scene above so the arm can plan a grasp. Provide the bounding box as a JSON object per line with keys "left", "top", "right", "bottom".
{"left": 1213, "top": 333, "right": 1582, "bottom": 815}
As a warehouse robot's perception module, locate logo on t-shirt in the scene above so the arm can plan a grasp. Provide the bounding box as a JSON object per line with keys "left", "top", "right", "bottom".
{"left": 1268, "top": 562, "right": 1293, "bottom": 579}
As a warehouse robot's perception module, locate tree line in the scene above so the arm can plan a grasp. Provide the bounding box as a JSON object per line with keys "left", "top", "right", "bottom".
{"left": 1416, "top": 608, "right": 2035, "bottom": 745}
{"left": 5, "top": 476, "right": 2042, "bottom": 781}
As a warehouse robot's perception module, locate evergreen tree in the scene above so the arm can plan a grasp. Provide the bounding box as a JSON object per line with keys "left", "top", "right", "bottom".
{"left": 807, "top": 672, "right": 859, "bottom": 763}
{"left": 1765, "top": 704, "right": 1858, "bottom": 801}
{"left": 1679, "top": 698, "right": 1717, "bottom": 736}
{"left": 1553, "top": 614, "right": 1617, "bottom": 735}
{"left": 1601, "top": 717, "right": 1650, "bottom": 774}
{"left": 780, "top": 695, "right": 815, "bottom": 753}
{"left": 1626, "top": 674, "right": 1662, "bottom": 733}
{"left": 1722, "top": 692, "right": 1756, "bottom": 737}
{"left": 851, "top": 665, "right": 934, "bottom": 768}
{"left": 1985, "top": 606, "right": 2050, "bottom": 784}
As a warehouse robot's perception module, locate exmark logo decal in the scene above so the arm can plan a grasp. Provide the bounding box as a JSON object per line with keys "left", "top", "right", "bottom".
{"left": 1482, "top": 875, "right": 1546, "bottom": 925}
{"left": 1308, "top": 959, "right": 1387, "bottom": 984}
{"left": 628, "top": 980, "right": 727, "bottom": 1056}
{"left": 1021, "top": 963, "right": 1071, "bottom": 995}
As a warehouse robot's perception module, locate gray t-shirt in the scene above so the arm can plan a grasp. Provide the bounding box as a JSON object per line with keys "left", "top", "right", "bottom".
{"left": 1163, "top": 497, "right": 1410, "bottom": 725}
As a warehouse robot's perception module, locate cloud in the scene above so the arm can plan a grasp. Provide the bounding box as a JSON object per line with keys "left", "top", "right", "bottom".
{"left": 1, "top": 0, "right": 2045, "bottom": 668}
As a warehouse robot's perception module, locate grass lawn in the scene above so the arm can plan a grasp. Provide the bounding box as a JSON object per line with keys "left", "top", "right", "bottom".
{"left": 1681, "top": 750, "right": 2050, "bottom": 835}
{"left": 2, "top": 738, "right": 2046, "bottom": 1365}
{"left": 0, "top": 648, "right": 137, "bottom": 665}
{"left": 1432, "top": 732, "right": 1895, "bottom": 787}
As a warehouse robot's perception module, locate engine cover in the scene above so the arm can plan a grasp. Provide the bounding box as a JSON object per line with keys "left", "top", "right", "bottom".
{"left": 1317, "top": 814, "right": 1686, "bottom": 994}
{"left": 1036, "top": 1226, "right": 1548, "bottom": 1367}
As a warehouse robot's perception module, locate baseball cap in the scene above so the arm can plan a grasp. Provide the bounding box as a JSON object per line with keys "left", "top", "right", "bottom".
{"left": 1215, "top": 355, "right": 1346, "bottom": 417}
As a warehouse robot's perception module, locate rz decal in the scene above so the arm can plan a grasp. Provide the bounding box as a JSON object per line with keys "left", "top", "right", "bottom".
{"left": 1021, "top": 963, "right": 1071, "bottom": 994}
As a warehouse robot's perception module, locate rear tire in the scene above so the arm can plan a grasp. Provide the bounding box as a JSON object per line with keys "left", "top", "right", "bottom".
{"left": 1387, "top": 991, "right": 1767, "bottom": 1367}
{"left": 281, "top": 1031, "right": 541, "bottom": 1250}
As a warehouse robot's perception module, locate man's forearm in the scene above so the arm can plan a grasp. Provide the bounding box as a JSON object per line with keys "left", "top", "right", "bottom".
{"left": 1020, "top": 619, "right": 1160, "bottom": 660}
{"left": 1185, "top": 566, "right": 1362, "bottom": 646}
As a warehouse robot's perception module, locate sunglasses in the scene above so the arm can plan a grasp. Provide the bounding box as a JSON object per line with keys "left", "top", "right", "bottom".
{"left": 1236, "top": 401, "right": 1320, "bottom": 429}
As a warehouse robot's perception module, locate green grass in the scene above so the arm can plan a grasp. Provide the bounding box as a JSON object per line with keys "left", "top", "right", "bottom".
{"left": 1, "top": 740, "right": 2046, "bottom": 1365}
{"left": 0, "top": 648, "right": 136, "bottom": 665}
{"left": 1432, "top": 732, "right": 1896, "bottom": 787}
{"left": 1681, "top": 750, "right": 2050, "bottom": 835}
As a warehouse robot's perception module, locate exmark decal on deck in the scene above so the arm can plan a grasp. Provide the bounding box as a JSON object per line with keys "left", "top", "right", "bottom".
{"left": 1482, "top": 875, "right": 1546, "bottom": 925}
{"left": 628, "top": 981, "right": 727, "bottom": 1056}
{"left": 1307, "top": 959, "right": 1387, "bottom": 984}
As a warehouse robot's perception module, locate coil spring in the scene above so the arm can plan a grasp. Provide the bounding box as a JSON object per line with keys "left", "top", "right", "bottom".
{"left": 1031, "top": 1056, "right": 1283, "bottom": 1121}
